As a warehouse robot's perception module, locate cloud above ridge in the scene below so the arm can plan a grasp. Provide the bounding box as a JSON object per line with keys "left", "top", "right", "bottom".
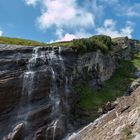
{"left": 96, "top": 19, "right": 134, "bottom": 38}
{"left": 24, "top": 0, "right": 137, "bottom": 41}
{"left": 0, "top": 30, "right": 3, "bottom": 36}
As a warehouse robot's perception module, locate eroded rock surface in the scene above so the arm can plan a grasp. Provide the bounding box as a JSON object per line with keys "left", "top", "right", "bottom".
{"left": 68, "top": 84, "right": 140, "bottom": 140}
{"left": 0, "top": 41, "right": 131, "bottom": 140}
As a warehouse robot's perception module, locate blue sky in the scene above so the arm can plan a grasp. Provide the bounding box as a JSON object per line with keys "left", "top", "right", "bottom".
{"left": 0, "top": 0, "right": 140, "bottom": 42}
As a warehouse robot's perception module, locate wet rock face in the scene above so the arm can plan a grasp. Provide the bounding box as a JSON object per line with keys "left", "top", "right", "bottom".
{"left": 0, "top": 45, "right": 116, "bottom": 140}
{"left": 77, "top": 50, "right": 116, "bottom": 85}
{"left": 3, "top": 123, "right": 24, "bottom": 140}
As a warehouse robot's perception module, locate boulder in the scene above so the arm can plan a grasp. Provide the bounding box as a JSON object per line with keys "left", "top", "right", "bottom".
{"left": 3, "top": 123, "right": 24, "bottom": 140}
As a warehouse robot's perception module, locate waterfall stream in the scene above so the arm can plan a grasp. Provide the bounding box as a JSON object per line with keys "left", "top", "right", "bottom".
{"left": 17, "top": 47, "right": 40, "bottom": 127}
{"left": 18, "top": 46, "right": 71, "bottom": 139}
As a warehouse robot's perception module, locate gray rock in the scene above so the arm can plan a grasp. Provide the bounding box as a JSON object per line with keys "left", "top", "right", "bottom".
{"left": 3, "top": 123, "right": 24, "bottom": 140}
{"left": 133, "top": 134, "right": 140, "bottom": 140}
{"left": 0, "top": 43, "right": 131, "bottom": 139}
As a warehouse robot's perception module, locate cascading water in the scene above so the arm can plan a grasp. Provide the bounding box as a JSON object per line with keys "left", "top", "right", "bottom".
{"left": 45, "top": 47, "right": 72, "bottom": 139}
{"left": 46, "top": 47, "right": 63, "bottom": 139}
{"left": 2, "top": 46, "right": 73, "bottom": 140}
{"left": 17, "top": 47, "right": 40, "bottom": 126}
{"left": 53, "top": 119, "right": 59, "bottom": 140}
{"left": 22, "top": 47, "right": 40, "bottom": 95}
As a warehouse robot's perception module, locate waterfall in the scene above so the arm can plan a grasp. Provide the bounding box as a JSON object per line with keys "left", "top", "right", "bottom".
{"left": 53, "top": 119, "right": 59, "bottom": 140}
{"left": 17, "top": 46, "right": 71, "bottom": 139}
{"left": 47, "top": 47, "right": 60, "bottom": 114}
{"left": 17, "top": 47, "right": 41, "bottom": 125}
{"left": 46, "top": 47, "right": 71, "bottom": 139}
{"left": 22, "top": 47, "right": 40, "bottom": 96}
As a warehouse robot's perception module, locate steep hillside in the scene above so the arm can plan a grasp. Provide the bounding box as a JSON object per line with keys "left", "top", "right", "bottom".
{"left": 68, "top": 78, "right": 140, "bottom": 140}
{"left": 0, "top": 36, "right": 47, "bottom": 46}
{"left": 0, "top": 36, "right": 139, "bottom": 140}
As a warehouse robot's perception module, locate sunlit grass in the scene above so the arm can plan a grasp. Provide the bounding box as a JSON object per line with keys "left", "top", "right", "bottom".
{"left": 0, "top": 36, "right": 48, "bottom": 46}
{"left": 79, "top": 52, "right": 140, "bottom": 111}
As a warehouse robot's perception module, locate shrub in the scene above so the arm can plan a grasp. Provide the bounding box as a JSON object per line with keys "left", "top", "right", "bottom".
{"left": 73, "top": 35, "right": 112, "bottom": 53}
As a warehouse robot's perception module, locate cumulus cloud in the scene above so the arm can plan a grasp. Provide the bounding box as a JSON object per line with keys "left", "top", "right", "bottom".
{"left": 60, "top": 32, "right": 92, "bottom": 42}
{"left": 59, "top": 34, "right": 77, "bottom": 42}
{"left": 24, "top": 0, "right": 136, "bottom": 41}
{"left": 25, "top": 0, "right": 39, "bottom": 6}
{"left": 0, "top": 30, "right": 3, "bottom": 36}
{"left": 53, "top": 29, "right": 92, "bottom": 42}
{"left": 37, "top": 0, "right": 94, "bottom": 30}
{"left": 96, "top": 19, "right": 134, "bottom": 38}
{"left": 122, "top": 3, "right": 140, "bottom": 17}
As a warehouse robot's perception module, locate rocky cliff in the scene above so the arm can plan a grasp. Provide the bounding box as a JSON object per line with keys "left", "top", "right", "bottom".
{"left": 68, "top": 78, "right": 140, "bottom": 140}
{"left": 0, "top": 37, "right": 133, "bottom": 140}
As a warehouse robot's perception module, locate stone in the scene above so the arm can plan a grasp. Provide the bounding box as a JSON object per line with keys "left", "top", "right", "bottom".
{"left": 133, "top": 134, "right": 140, "bottom": 140}
{"left": 68, "top": 85, "right": 140, "bottom": 140}
{"left": 0, "top": 42, "right": 131, "bottom": 139}
{"left": 33, "top": 127, "right": 46, "bottom": 140}
{"left": 46, "top": 118, "right": 66, "bottom": 140}
{"left": 3, "top": 123, "right": 24, "bottom": 140}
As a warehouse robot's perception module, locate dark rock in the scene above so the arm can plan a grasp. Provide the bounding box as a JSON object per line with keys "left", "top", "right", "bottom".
{"left": 0, "top": 43, "right": 131, "bottom": 139}
{"left": 3, "top": 123, "right": 24, "bottom": 140}
{"left": 33, "top": 127, "right": 46, "bottom": 140}
{"left": 100, "top": 101, "right": 117, "bottom": 114}
{"left": 46, "top": 118, "right": 66, "bottom": 140}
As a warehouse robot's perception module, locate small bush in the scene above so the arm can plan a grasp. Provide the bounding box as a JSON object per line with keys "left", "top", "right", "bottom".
{"left": 73, "top": 35, "right": 112, "bottom": 53}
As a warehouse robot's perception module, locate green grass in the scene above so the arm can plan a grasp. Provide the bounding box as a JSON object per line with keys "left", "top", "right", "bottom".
{"left": 49, "top": 35, "right": 112, "bottom": 52}
{"left": 79, "top": 52, "right": 140, "bottom": 111}
{"left": 123, "top": 126, "right": 134, "bottom": 140}
{"left": 0, "top": 35, "right": 113, "bottom": 53}
{"left": 0, "top": 36, "right": 48, "bottom": 46}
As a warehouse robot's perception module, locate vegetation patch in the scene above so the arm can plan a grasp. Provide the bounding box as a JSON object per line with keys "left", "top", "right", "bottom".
{"left": 49, "top": 35, "right": 113, "bottom": 53}
{"left": 78, "top": 52, "right": 140, "bottom": 119}
{"left": 0, "top": 35, "right": 113, "bottom": 53}
{"left": 0, "top": 36, "right": 47, "bottom": 46}
{"left": 123, "top": 125, "right": 134, "bottom": 140}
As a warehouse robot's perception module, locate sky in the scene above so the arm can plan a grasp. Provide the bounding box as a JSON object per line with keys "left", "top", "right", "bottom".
{"left": 0, "top": 0, "right": 140, "bottom": 42}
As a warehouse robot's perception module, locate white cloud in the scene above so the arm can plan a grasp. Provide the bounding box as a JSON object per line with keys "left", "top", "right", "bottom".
{"left": 96, "top": 19, "right": 134, "bottom": 38}
{"left": 59, "top": 33, "right": 77, "bottom": 42}
{"left": 123, "top": 4, "right": 140, "bottom": 17}
{"left": 25, "top": 0, "right": 39, "bottom": 6}
{"left": 104, "top": 19, "right": 115, "bottom": 28}
{"left": 37, "top": 0, "right": 94, "bottom": 30}
{"left": 60, "top": 32, "right": 92, "bottom": 42}
{"left": 52, "top": 29, "right": 92, "bottom": 42}
{"left": 0, "top": 30, "right": 3, "bottom": 36}
{"left": 24, "top": 0, "right": 104, "bottom": 41}
{"left": 24, "top": 0, "right": 136, "bottom": 41}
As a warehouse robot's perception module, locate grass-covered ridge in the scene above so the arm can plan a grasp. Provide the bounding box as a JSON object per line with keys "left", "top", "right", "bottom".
{"left": 79, "top": 52, "right": 140, "bottom": 119}
{"left": 0, "top": 35, "right": 113, "bottom": 53}
{"left": 1, "top": 35, "right": 139, "bottom": 54}
{"left": 0, "top": 36, "right": 47, "bottom": 46}
{"left": 50, "top": 35, "right": 113, "bottom": 53}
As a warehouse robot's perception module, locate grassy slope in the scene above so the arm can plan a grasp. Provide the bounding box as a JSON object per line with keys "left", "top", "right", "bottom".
{"left": 0, "top": 35, "right": 112, "bottom": 53}
{"left": 1, "top": 36, "right": 140, "bottom": 120}
{"left": 79, "top": 52, "right": 140, "bottom": 111}
{"left": 0, "top": 36, "right": 48, "bottom": 46}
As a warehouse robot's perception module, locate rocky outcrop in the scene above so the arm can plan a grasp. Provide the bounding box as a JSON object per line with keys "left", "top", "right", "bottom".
{"left": 112, "top": 37, "right": 133, "bottom": 60}
{"left": 68, "top": 82, "right": 140, "bottom": 140}
{"left": 0, "top": 41, "right": 131, "bottom": 140}
{"left": 3, "top": 123, "right": 24, "bottom": 140}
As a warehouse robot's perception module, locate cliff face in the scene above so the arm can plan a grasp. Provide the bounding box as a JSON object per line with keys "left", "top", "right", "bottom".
{"left": 0, "top": 44, "right": 116, "bottom": 140}
{"left": 68, "top": 80, "right": 140, "bottom": 140}
{"left": 0, "top": 38, "right": 133, "bottom": 140}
